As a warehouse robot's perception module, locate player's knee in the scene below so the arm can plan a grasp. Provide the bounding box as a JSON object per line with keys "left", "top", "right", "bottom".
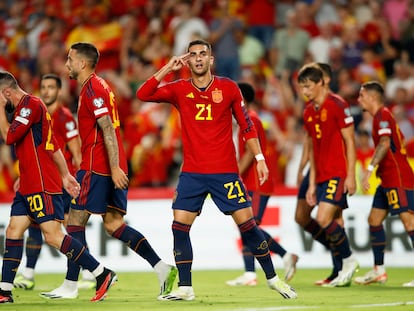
{"left": 5, "top": 223, "right": 25, "bottom": 239}
{"left": 367, "top": 215, "right": 381, "bottom": 227}
{"left": 103, "top": 219, "right": 124, "bottom": 236}
{"left": 295, "top": 212, "right": 308, "bottom": 227}
{"left": 42, "top": 231, "right": 63, "bottom": 249}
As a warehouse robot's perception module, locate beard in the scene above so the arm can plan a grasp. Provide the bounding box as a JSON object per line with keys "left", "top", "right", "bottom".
{"left": 68, "top": 70, "right": 78, "bottom": 80}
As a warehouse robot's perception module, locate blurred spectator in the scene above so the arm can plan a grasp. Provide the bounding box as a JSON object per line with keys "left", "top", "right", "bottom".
{"left": 354, "top": 46, "right": 386, "bottom": 85}
{"left": 400, "top": 0, "right": 414, "bottom": 61}
{"left": 295, "top": 1, "right": 320, "bottom": 38}
{"left": 167, "top": 0, "right": 210, "bottom": 56}
{"left": 360, "top": 1, "right": 402, "bottom": 78}
{"left": 2, "top": 1, "right": 414, "bottom": 193}
{"left": 234, "top": 24, "right": 265, "bottom": 70}
{"left": 37, "top": 17, "right": 68, "bottom": 77}
{"left": 270, "top": 8, "right": 310, "bottom": 76}
{"left": 308, "top": 21, "right": 342, "bottom": 63}
{"left": 243, "top": 0, "right": 276, "bottom": 52}
{"left": 65, "top": 1, "right": 120, "bottom": 72}
{"left": 336, "top": 67, "right": 360, "bottom": 106}
{"left": 385, "top": 60, "right": 414, "bottom": 100}
{"left": 341, "top": 22, "right": 365, "bottom": 72}
{"left": 315, "top": 0, "right": 340, "bottom": 27}
{"left": 355, "top": 128, "right": 376, "bottom": 195}
{"left": 209, "top": 0, "right": 243, "bottom": 80}
{"left": 392, "top": 103, "right": 414, "bottom": 141}
{"left": 0, "top": 143, "right": 17, "bottom": 196}
{"left": 124, "top": 101, "right": 181, "bottom": 187}
{"left": 387, "top": 86, "right": 414, "bottom": 140}
{"left": 382, "top": 0, "right": 409, "bottom": 40}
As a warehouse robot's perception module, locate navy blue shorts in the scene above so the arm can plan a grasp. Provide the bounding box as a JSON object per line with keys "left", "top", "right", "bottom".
{"left": 297, "top": 172, "right": 309, "bottom": 200}
{"left": 316, "top": 177, "right": 348, "bottom": 209}
{"left": 173, "top": 172, "right": 251, "bottom": 215}
{"left": 11, "top": 191, "right": 64, "bottom": 224}
{"left": 72, "top": 170, "right": 128, "bottom": 215}
{"left": 62, "top": 188, "right": 73, "bottom": 214}
{"left": 373, "top": 186, "right": 414, "bottom": 216}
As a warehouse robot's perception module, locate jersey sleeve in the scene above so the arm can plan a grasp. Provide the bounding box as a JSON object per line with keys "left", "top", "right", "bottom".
{"left": 376, "top": 110, "right": 392, "bottom": 138}
{"left": 136, "top": 76, "right": 177, "bottom": 105}
{"left": 6, "top": 98, "right": 40, "bottom": 145}
{"left": 333, "top": 96, "right": 354, "bottom": 129}
{"left": 88, "top": 86, "right": 112, "bottom": 120}
{"left": 62, "top": 110, "right": 79, "bottom": 142}
{"left": 232, "top": 84, "right": 257, "bottom": 141}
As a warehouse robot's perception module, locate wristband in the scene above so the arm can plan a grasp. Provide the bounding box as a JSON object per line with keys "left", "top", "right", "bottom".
{"left": 367, "top": 164, "right": 375, "bottom": 172}
{"left": 255, "top": 153, "right": 265, "bottom": 161}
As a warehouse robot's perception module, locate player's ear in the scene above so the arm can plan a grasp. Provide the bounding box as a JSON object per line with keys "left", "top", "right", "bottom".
{"left": 209, "top": 56, "right": 214, "bottom": 66}
{"left": 2, "top": 87, "right": 11, "bottom": 99}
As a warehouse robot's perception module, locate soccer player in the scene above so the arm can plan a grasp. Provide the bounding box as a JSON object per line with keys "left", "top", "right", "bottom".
{"left": 137, "top": 39, "right": 297, "bottom": 301}
{"left": 297, "top": 63, "right": 359, "bottom": 287}
{"left": 294, "top": 63, "right": 343, "bottom": 285}
{"left": 13, "top": 74, "right": 95, "bottom": 290}
{"left": 354, "top": 81, "right": 414, "bottom": 286}
{"left": 226, "top": 82, "right": 298, "bottom": 286}
{"left": 0, "top": 70, "right": 116, "bottom": 303}
{"left": 40, "top": 42, "right": 177, "bottom": 300}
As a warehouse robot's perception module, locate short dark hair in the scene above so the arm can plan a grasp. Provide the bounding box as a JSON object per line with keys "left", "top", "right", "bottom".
{"left": 0, "top": 71, "right": 18, "bottom": 90}
{"left": 41, "top": 73, "right": 62, "bottom": 89}
{"left": 70, "top": 42, "right": 100, "bottom": 68}
{"left": 317, "top": 62, "right": 332, "bottom": 79}
{"left": 238, "top": 82, "right": 255, "bottom": 103}
{"left": 297, "top": 64, "right": 324, "bottom": 84}
{"left": 187, "top": 39, "right": 212, "bottom": 52}
{"left": 361, "top": 81, "right": 385, "bottom": 101}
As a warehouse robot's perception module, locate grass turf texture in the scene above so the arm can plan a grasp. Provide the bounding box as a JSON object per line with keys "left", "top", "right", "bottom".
{"left": 4, "top": 268, "right": 414, "bottom": 310}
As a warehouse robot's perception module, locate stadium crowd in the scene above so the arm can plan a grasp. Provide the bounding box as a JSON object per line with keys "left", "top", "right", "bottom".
{"left": 1, "top": 0, "right": 414, "bottom": 197}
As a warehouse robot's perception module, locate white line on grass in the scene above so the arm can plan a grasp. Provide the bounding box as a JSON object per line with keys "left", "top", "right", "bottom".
{"left": 229, "top": 301, "right": 414, "bottom": 311}
{"left": 351, "top": 301, "right": 414, "bottom": 308}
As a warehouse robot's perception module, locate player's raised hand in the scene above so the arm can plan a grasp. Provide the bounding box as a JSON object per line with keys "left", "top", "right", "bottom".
{"left": 169, "top": 53, "right": 190, "bottom": 71}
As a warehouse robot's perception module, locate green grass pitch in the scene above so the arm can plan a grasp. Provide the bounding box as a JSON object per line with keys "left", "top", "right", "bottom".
{"left": 4, "top": 268, "right": 414, "bottom": 311}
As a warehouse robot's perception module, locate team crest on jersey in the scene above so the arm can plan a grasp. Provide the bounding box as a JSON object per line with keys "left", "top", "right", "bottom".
{"left": 20, "top": 107, "right": 31, "bottom": 117}
{"left": 65, "top": 121, "right": 75, "bottom": 131}
{"left": 93, "top": 97, "right": 104, "bottom": 108}
{"left": 212, "top": 89, "right": 223, "bottom": 103}
{"left": 321, "top": 108, "right": 327, "bottom": 122}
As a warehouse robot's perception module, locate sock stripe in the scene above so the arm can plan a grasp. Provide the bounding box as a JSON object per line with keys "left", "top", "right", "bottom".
{"left": 239, "top": 218, "right": 256, "bottom": 233}
{"left": 112, "top": 223, "right": 127, "bottom": 239}
{"left": 66, "top": 225, "right": 85, "bottom": 233}
{"left": 6, "top": 239, "right": 24, "bottom": 247}
{"left": 172, "top": 221, "right": 191, "bottom": 232}
{"left": 132, "top": 237, "right": 146, "bottom": 252}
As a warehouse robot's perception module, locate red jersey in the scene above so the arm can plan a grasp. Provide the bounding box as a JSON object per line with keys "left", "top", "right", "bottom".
{"left": 137, "top": 76, "right": 258, "bottom": 174}
{"left": 6, "top": 95, "right": 62, "bottom": 195}
{"left": 238, "top": 109, "right": 274, "bottom": 194}
{"left": 51, "top": 105, "right": 79, "bottom": 174}
{"left": 372, "top": 106, "right": 414, "bottom": 188}
{"left": 303, "top": 93, "right": 354, "bottom": 183}
{"left": 77, "top": 73, "right": 127, "bottom": 175}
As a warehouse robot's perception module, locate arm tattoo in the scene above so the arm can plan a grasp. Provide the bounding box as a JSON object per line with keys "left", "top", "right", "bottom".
{"left": 371, "top": 136, "right": 389, "bottom": 167}
{"left": 97, "top": 115, "right": 119, "bottom": 168}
